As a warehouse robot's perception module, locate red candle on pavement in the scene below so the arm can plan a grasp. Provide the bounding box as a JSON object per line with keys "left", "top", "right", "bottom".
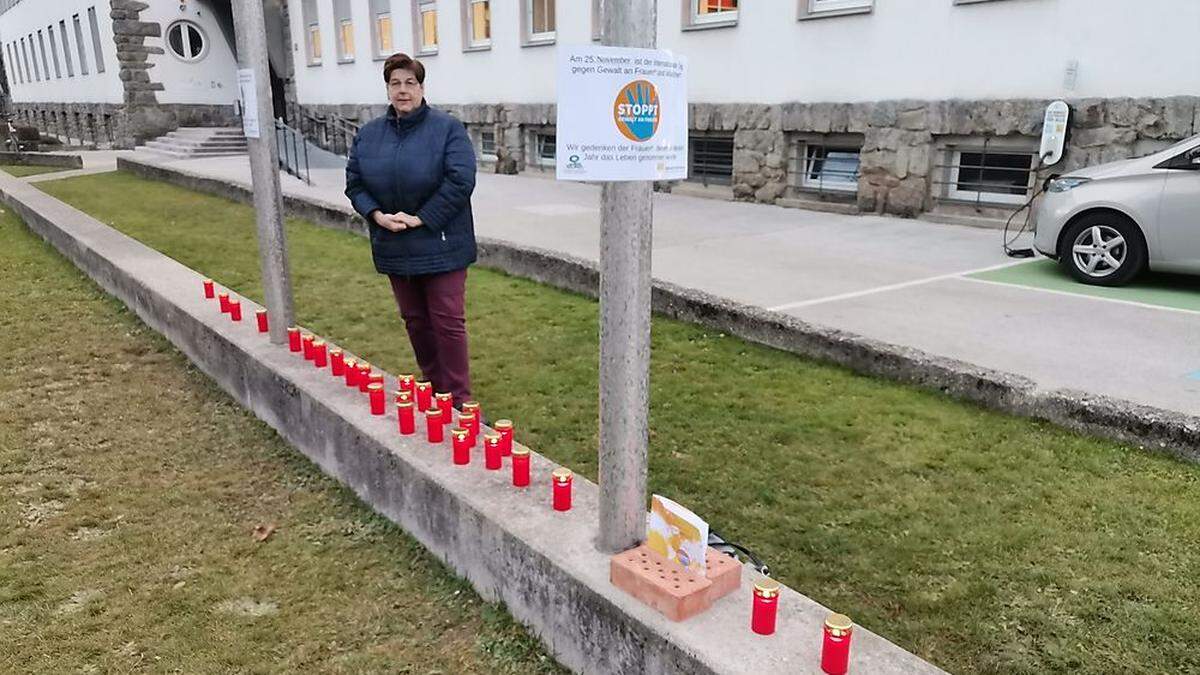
{"left": 552, "top": 468, "right": 573, "bottom": 511}
{"left": 367, "top": 373, "right": 384, "bottom": 395}
{"left": 494, "top": 419, "right": 513, "bottom": 457}
{"left": 229, "top": 300, "right": 242, "bottom": 321}
{"left": 435, "top": 392, "right": 453, "bottom": 420}
{"left": 397, "top": 374, "right": 415, "bottom": 396}
{"left": 414, "top": 380, "right": 432, "bottom": 411}
{"left": 512, "top": 447, "right": 530, "bottom": 487}
{"left": 312, "top": 340, "right": 328, "bottom": 368}
{"left": 255, "top": 309, "right": 268, "bottom": 333}
{"left": 368, "top": 383, "right": 386, "bottom": 416}
{"left": 483, "top": 433, "right": 502, "bottom": 470}
{"left": 458, "top": 411, "right": 476, "bottom": 446}
{"left": 451, "top": 427, "right": 471, "bottom": 465}
{"left": 751, "top": 578, "right": 781, "bottom": 636}
{"left": 343, "top": 358, "right": 359, "bottom": 387}
{"left": 461, "top": 401, "right": 481, "bottom": 427}
{"left": 301, "top": 334, "right": 315, "bottom": 360}
{"left": 330, "top": 349, "right": 345, "bottom": 376}
{"left": 426, "top": 408, "right": 444, "bottom": 443}
{"left": 357, "top": 362, "right": 373, "bottom": 392}
{"left": 203, "top": 279, "right": 215, "bottom": 299}
{"left": 821, "top": 613, "right": 853, "bottom": 674}
{"left": 218, "top": 292, "right": 230, "bottom": 313}
{"left": 287, "top": 326, "right": 302, "bottom": 352}
{"left": 397, "top": 401, "right": 416, "bottom": 435}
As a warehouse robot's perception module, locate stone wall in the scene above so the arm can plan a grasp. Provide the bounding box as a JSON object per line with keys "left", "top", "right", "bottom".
{"left": 11, "top": 102, "right": 237, "bottom": 148}
{"left": 110, "top": 0, "right": 174, "bottom": 147}
{"left": 309, "top": 96, "right": 1197, "bottom": 222}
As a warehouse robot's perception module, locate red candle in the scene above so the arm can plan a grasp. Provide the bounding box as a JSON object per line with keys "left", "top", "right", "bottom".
{"left": 203, "top": 278, "right": 215, "bottom": 299}
{"left": 255, "top": 309, "right": 268, "bottom": 333}
{"left": 312, "top": 340, "right": 328, "bottom": 368}
{"left": 451, "top": 427, "right": 471, "bottom": 465}
{"left": 302, "top": 334, "right": 315, "bottom": 360}
{"left": 494, "top": 419, "right": 513, "bottom": 457}
{"left": 483, "top": 433, "right": 502, "bottom": 470}
{"left": 552, "top": 468, "right": 573, "bottom": 511}
{"left": 397, "top": 401, "right": 416, "bottom": 435}
{"left": 458, "top": 411, "right": 476, "bottom": 446}
{"left": 397, "top": 374, "right": 415, "bottom": 396}
{"left": 751, "top": 578, "right": 781, "bottom": 636}
{"left": 287, "top": 327, "right": 301, "bottom": 352}
{"left": 343, "top": 358, "right": 359, "bottom": 387}
{"left": 367, "top": 373, "right": 384, "bottom": 395}
{"left": 461, "top": 401, "right": 481, "bottom": 428}
{"left": 435, "top": 392, "right": 453, "bottom": 420}
{"left": 368, "top": 382, "right": 386, "bottom": 416}
{"left": 414, "top": 381, "right": 432, "bottom": 411}
{"left": 821, "top": 613, "right": 853, "bottom": 674}
{"left": 229, "top": 300, "right": 242, "bottom": 321}
{"left": 330, "top": 349, "right": 345, "bottom": 376}
{"left": 218, "top": 292, "right": 230, "bottom": 313}
{"left": 356, "top": 362, "right": 373, "bottom": 392}
{"left": 512, "top": 447, "right": 530, "bottom": 487}
{"left": 425, "top": 408, "right": 444, "bottom": 443}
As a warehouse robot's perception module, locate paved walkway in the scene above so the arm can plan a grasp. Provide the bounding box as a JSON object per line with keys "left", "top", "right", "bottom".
{"left": 90, "top": 150, "right": 1200, "bottom": 419}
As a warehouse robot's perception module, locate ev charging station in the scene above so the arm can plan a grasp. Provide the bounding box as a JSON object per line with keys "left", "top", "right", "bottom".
{"left": 1039, "top": 100, "right": 1071, "bottom": 167}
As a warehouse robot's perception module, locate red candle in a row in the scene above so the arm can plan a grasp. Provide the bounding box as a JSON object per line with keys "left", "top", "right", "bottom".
{"left": 204, "top": 280, "right": 271, "bottom": 331}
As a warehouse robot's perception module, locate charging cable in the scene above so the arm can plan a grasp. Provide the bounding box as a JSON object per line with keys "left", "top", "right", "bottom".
{"left": 1002, "top": 153, "right": 1055, "bottom": 258}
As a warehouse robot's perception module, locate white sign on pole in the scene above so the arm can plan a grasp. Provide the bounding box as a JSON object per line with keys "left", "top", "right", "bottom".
{"left": 556, "top": 45, "right": 688, "bottom": 182}
{"left": 237, "top": 68, "right": 260, "bottom": 139}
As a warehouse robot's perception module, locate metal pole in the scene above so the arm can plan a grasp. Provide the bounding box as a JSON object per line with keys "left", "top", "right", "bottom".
{"left": 232, "top": 0, "right": 295, "bottom": 344}
{"left": 596, "top": 0, "right": 657, "bottom": 554}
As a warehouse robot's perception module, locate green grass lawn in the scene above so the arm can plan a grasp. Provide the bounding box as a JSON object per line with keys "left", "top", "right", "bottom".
{"left": 0, "top": 206, "right": 562, "bottom": 672}
{"left": 34, "top": 171, "right": 1200, "bottom": 674}
{"left": 0, "top": 163, "right": 72, "bottom": 178}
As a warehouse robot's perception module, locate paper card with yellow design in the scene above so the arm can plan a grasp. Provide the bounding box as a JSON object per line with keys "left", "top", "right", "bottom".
{"left": 645, "top": 495, "right": 709, "bottom": 576}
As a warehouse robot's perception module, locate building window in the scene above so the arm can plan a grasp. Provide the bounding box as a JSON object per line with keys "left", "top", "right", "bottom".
{"left": 308, "top": 24, "right": 322, "bottom": 63}
{"left": 338, "top": 19, "right": 355, "bottom": 61}
{"left": 592, "top": 0, "right": 603, "bottom": 41}
{"left": 73, "top": 14, "right": 89, "bottom": 75}
{"left": 26, "top": 36, "right": 39, "bottom": 81}
{"left": 302, "top": 0, "right": 321, "bottom": 65}
{"left": 463, "top": 0, "right": 490, "bottom": 49}
{"left": 46, "top": 25, "right": 61, "bottom": 78}
{"left": 369, "top": 0, "right": 393, "bottom": 57}
{"left": 59, "top": 20, "right": 73, "bottom": 77}
{"left": 689, "top": 133, "right": 734, "bottom": 186}
{"left": 86, "top": 6, "right": 105, "bottom": 73}
{"left": 481, "top": 130, "right": 497, "bottom": 157}
{"left": 166, "top": 21, "right": 207, "bottom": 62}
{"left": 798, "top": 0, "right": 874, "bottom": 20}
{"left": 938, "top": 144, "right": 1037, "bottom": 206}
{"left": 795, "top": 143, "right": 861, "bottom": 194}
{"left": 415, "top": 0, "right": 438, "bottom": 54}
{"left": 523, "top": 0, "right": 555, "bottom": 45}
{"left": 9, "top": 43, "right": 21, "bottom": 84}
{"left": 36, "top": 30, "right": 50, "bottom": 80}
{"left": 537, "top": 132, "right": 556, "bottom": 165}
{"left": 686, "top": 0, "right": 738, "bottom": 28}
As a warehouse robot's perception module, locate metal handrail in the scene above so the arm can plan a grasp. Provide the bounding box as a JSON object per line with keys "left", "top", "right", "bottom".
{"left": 275, "top": 118, "right": 311, "bottom": 184}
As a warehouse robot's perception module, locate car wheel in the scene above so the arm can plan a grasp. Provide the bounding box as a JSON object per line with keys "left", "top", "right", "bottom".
{"left": 1058, "top": 212, "right": 1146, "bottom": 286}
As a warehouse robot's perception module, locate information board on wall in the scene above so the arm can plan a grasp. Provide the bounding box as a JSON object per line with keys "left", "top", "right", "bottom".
{"left": 556, "top": 45, "right": 688, "bottom": 182}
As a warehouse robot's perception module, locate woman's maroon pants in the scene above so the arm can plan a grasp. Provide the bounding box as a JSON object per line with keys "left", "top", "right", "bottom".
{"left": 388, "top": 269, "right": 471, "bottom": 404}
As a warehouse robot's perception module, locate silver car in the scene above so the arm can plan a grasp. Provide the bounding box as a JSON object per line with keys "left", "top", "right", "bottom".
{"left": 1034, "top": 133, "right": 1200, "bottom": 286}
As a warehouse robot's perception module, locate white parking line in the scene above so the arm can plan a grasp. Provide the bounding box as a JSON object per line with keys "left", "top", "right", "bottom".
{"left": 766, "top": 259, "right": 1032, "bottom": 312}
{"left": 959, "top": 275, "right": 1200, "bottom": 317}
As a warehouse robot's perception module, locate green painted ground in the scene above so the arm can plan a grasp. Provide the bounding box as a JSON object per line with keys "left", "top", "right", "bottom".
{"left": 29, "top": 171, "right": 1200, "bottom": 675}
{"left": 971, "top": 259, "right": 1200, "bottom": 313}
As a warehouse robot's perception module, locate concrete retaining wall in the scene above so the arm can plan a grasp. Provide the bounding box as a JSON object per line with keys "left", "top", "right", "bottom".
{"left": 0, "top": 152, "right": 85, "bottom": 169}
{"left": 1, "top": 172, "right": 943, "bottom": 673}
{"left": 115, "top": 155, "right": 1200, "bottom": 463}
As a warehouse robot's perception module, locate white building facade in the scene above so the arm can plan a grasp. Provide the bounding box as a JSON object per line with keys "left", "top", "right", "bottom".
{"left": 286, "top": 0, "right": 1200, "bottom": 222}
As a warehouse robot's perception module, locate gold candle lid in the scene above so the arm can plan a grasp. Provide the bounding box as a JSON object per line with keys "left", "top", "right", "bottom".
{"left": 552, "top": 467, "right": 572, "bottom": 483}
{"left": 435, "top": 392, "right": 452, "bottom": 400}
{"left": 825, "top": 613, "right": 853, "bottom": 635}
{"left": 396, "top": 400, "right": 413, "bottom": 409}
{"left": 493, "top": 419, "right": 513, "bottom": 430}
{"left": 302, "top": 334, "right": 314, "bottom": 341}
{"left": 754, "top": 578, "right": 781, "bottom": 598}
{"left": 512, "top": 446, "right": 530, "bottom": 457}
{"left": 484, "top": 433, "right": 500, "bottom": 444}
{"left": 425, "top": 407, "right": 442, "bottom": 417}
{"left": 459, "top": 411, "right": 475, "bottom": 421}
{"left": 344, "top": 357, "right": 358, "bottom": 366}
{"left": 415, "top": 380, "right": 431, "bottom": 389}
{"left": 287, "top": 326, "right": 299, "bottom": 332}
{"left": 394, "top": 390, "right": 412, "bottom": 400}
{"left": 461, "top": 401, "right": 480, "bottom": 411}
{"left": 367, "top": 383, "right": 383, "bottom": 391}
{"left": 203, "top": 278, "right": 213, "bottom": 283}
{"left": 357, "top": 362, "right": 371, "bottom": 370}
{"left": 329, "top": 348, "right": 343, "bottom": 356}
{"left": 256, "top": 308, "right": 267, "bottom": 315}
{"left": 312, "top": 340, "right": 325, "bottom": 348}
{"left": 218, "top": 291, "right": 229, "bottom": 297}
{"left": 451, "top": 427, "right": 469, "bottom": 438}
{"left": 398, "top": 374, "right": 414, "bottom": 382}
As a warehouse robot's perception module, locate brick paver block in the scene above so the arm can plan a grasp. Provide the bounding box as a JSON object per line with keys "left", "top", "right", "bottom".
{"left": 610, "top": 544, "right": 742, "bottom": 622}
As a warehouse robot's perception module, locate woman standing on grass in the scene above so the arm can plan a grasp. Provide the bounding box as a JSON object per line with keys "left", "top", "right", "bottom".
{"left": 345, "top": 53, "right": 478, "bottom": 406}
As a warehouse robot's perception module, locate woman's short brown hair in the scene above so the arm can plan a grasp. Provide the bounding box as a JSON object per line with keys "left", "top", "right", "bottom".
{"left": 382, "top": 53, "right": 425, "bottom": 84}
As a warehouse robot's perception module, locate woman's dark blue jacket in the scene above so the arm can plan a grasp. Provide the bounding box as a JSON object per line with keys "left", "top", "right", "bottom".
{"left": 345, "top": 103, "right": 477, "bottom": 276}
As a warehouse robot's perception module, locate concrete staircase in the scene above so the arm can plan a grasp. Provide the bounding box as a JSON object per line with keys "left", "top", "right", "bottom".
{"left": 140, "top": 127, "right": 248, "bottom": 158}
